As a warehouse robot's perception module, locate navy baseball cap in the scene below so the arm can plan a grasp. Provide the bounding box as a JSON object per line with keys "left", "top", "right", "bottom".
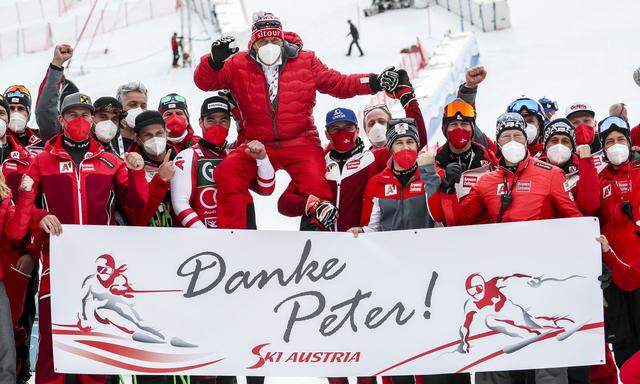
{"left": 325, "top": 107, "right": 357, "bottom": 128}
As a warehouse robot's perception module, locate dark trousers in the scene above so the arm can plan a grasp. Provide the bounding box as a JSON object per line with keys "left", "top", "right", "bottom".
{"left": 172, "top": 49, "right": 180, "bottom": 66}
{"left": 391, "top": 373, "right": 470, "bottom": 384}
{"left": 604, "top": 282, "right": 640, "bottom": 368}
{"left": 347, "top": 39, "right": 364, "bottom": 56}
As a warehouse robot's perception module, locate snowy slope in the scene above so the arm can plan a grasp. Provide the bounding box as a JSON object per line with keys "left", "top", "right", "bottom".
{"left": 4, "top": 0, "right": 640, "bottom": 383}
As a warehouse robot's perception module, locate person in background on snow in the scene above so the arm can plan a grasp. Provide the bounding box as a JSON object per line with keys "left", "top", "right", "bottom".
{"left": 585, "top": 115, "right": 640, "bottom": 370}
{"left": 26, "top": 92, "right": 148, "bottom": 384}
{"left": 157, "top": 93, "right": 201, "bottom": 152}
{"left": 506, "top": 97, "right": 548, "bottom": 157}
{"left": 92, "top": 97, "right": 128, "bottom": 156}
{"left": 565, "top": 102, "right": 602, "bottom": 154}
{"left": 539, "top": 96, "right": 559, "bottom": 120}
{"left": 172, "top": 95, "right": 275, "bottom": 229}
{"left": 538, "top": 118, "right": 600, "bottom": 214}
{"left": 3, "top": 85, "right": 42, "bottom": 154}
{"left": 346, "top": 20, "right": 364, "bottom": 57}
{"left": 171, "top": 32, "right": 181, "bottom": 68}
{"left": 124, "top": 111, "right": 177, "bottom": 227}
{"left": 194, "top": 10, "right": 399, "bottom": 229}
{"left": 116, "top": 81, "right": 149, "bottom": 153}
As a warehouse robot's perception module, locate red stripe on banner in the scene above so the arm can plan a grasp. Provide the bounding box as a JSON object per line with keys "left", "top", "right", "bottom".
{"left": 75, "top": 339, "right": 205, "bottom": 363}
{"left": 55, "top": 341, "right": 224, "bottom": 373}
{"left": 375, "top": 322, "right": 605, "bottom": 376}
{"left": 373, "top": 330, "right": 498, "bottom": 376}
{"left": 52, "top": 328, "right": 128, "bottom": 340}
{"left": 455, "top": 322, "right": 605, "bottom": 374}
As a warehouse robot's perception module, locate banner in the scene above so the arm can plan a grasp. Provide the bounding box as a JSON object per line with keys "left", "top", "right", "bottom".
{"left": 50, "top": 218, "right": 605, "bottom": 376}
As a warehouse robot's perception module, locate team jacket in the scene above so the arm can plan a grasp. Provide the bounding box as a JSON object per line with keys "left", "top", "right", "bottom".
{"left": 123, "top": 142, "right": 179, "bottom": 227}
{"left": 537, "top": 153, "right": 600, "bottom": 214}
{"left": 29, "top": 134, "right": 148, "bottom": 297}
{"left": 194, "top": 33, "right": 374, "bottom": 148}
{"left": 588, "top": 156, "right": 640, "bottom": 285}
{"left": 0, "top": 190, "right": 35, "bottom": 282}
{"left": 360, "top": 164, "right": 443, "bottom": 231}
{"left": 170, "top": 126, "right": 201, "bottom": 153}
{"left": 1, "top": 133, "right": 35, "bottom": 197}
{"left": 171, "top": 141, "right": 275, "bottom": 228}
{"left": 9, "top": 128, "right": 43, "bottom": 155}
{"left": 442, "top": 155, "right": 582, "bottom": 225}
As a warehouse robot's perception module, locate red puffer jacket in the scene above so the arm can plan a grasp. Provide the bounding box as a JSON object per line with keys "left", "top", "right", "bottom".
{"left": 194, "top": 33, "right": 375, "bottom": 148}
{"left": 0, "top": 190, "right": 36, "bottom": 282}
{"left": 1, "top": 133, "right": 34, "bottom": 197}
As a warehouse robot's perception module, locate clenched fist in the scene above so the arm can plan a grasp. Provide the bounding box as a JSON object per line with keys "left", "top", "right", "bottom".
{"left": 245, "top": 140, "right": 267, "bottom": 160}
{"left": 52, "top": 44, "right": 73, "bottom": 68}
{"left": 19, "top": 175, "right": 34, "bottom": 192}
{"left": 465, "top": 66, "right": 487, "bottom": 88}
{"left": 124, "top": 152, "right": 144, "bottom": 171}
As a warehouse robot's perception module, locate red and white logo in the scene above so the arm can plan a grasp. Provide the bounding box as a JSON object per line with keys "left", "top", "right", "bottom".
{"left": 462, "top": 175, "right": 478, "bottom": 188}
{"left": 602, "top": 184, "right": 612, "bottom": 199}
{"left": 59, "top": 161, "right": 73, "bottom": 174}
{"left": 248, "top": 343, "right": 361, "bottom": 369}
{"left": 409, "top": 182, "right": 422, "bottom": 193}
{"left": 516, "top": 181, "right": 531, "bottom": 193}
{"left": 346, "top": 160, "right": 361, "bottom": 170}
{"left": 384, "top": 184, "right": 397, "bottom": 196}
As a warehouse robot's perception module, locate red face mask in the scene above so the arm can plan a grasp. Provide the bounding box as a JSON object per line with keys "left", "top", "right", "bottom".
{"left": 329, "top": 130, "right": 358, "bottom": 152}
{"left": 392, "top": 149, "right": 418, "bottom": 169}
{"left": 448, "top": 128, "right": 472, "bottom": 149}
{"left": 65, "top": 116, "right": 92, "bottom": 142}
{"left": 165, "top": 115, "right": 188, "bottom": 138}
{"left": 203, "top": 124, "right": 228, "bottom": 146}
{"left": 575, "top": 124, "right": 595, "bottom": 145}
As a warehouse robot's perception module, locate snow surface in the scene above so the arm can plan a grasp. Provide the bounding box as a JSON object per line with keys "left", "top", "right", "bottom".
{"left": 3, "top": 0, "right": 640, "bottom": 382}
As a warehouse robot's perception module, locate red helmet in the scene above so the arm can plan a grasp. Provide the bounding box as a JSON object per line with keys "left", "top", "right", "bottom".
{"left": 465, "top": 273, "right": 485, "bottom": 299}
{"left": 96, "top": 254, "right": 115, "bottom": 276}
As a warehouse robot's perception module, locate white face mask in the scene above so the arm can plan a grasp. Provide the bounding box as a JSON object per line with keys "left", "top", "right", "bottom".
{"left": 525, "top": 123, "right": 538, "bottom": 144}
{"left": 500, "top": 140, "right": 527, "bottom": 164}
{"left": 606, "top": 144, "right": 630, "bottom": 165}
{"left": 367, "top": 123, "right": 387, "bottom": 147}
{"left": 257, "top": 43, "right": 282, "bottom": 66}
{"left": 8, "top": 112, "right": 27, "bottom": 133}
{"left": 143, "top": 136, "right": 167, "bottom": 157}
{"left": 125, "top": 107, "right": 143, "bottom": 128}
{"left": 546, "top": 143, "right": 572, "bottom": 166}
{"left": 94, "top": 120, "right": 119, "bottom": 143}
{"left": 0, "top": 119, "right": 7, "bottom": 138}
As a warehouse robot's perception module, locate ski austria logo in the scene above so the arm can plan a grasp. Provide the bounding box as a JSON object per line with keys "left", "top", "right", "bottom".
{"left": 248, "top": 343, "right": 361, "bottom": 369}
{"left": 52, "top": 254, "right": 224, "bottom": 373}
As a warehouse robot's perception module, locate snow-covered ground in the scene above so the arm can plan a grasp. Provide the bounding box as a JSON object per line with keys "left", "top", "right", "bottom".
{"left": 3, "top": 0, "right": 640, "bottom": 382}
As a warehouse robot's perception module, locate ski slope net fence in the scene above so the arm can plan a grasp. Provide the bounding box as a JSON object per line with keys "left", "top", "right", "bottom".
{"left": 0, "top": 0, "right": 179, "bottom": 61}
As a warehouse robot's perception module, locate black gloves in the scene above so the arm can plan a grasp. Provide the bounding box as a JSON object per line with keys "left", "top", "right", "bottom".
{"left": 440, "top": 163, "right": 467, "bottom": 194}
{"left": 307, "top": 200, "right": 339, "bottom": 231}
{"left": 370, "top": 66, "right": 400, "bottom": 93}
{"left": 208, "top": 36, "right": 239, "bottom": 71}
{"left": 599, "top": 262, "right": 612, "bottom": 290}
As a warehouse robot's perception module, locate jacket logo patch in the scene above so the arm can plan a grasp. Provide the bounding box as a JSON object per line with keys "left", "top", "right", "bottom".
{"left": 10, "top": 151, "right": 20, "bottom": 159}
{"left": 28, "top": 135, "right": 39, "bottom": 144}
{"left": 59, "top": 161, "right": 73, "bottom": 174}
{"left": 516, "top": 181, "right": 531, "bottom": 192}
{"left": 384, "top": 184, "right": 397, "bottom": 196}
{"left": 602, "top": 184, "right": 612, "bottom": 199}
{"left": 99, "top": 157, "right": 115, "bottom": 168}
{"left": 4, "top": 163, "right": 17, "bottom": 170}
{"left": 534, "top": 161, "right": 552, "bottom": 171}
{"left": 616, "top": 181, "right": 631, "bottom": 193}
{"left": 81, "top": 163, "right": 95, "bottom": 171}
{"left": 496, "top": 184, "right": 506, "bottom": 195}
{"left": 409, "top": 182, "right": 422, "bottom": 193}
{"left": 346, "top": 160, "right": 360, "bottom": 170}
{"left": 462, "top": 175, "right": 478, "bottom": 188}
{"left": 593, "top": 156, "right": 603, "bottom": 167}
{"left": 175, "top": 159, "right": 185, "bottom": 170}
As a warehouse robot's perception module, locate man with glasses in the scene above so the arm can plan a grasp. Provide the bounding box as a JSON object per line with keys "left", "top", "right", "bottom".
{"left": 194, "top": 10, "right": 400, "bottom": 229}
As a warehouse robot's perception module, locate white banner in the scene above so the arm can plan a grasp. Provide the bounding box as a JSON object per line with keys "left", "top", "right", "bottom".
{"left": 50, "top": 218, "right": 605, "bottom": 376}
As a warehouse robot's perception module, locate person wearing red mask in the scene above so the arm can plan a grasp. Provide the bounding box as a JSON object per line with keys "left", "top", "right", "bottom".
{"left": 506, "top": 97, "right": 548, "bottom": 157}
{"left": 172, "top": 95, "right": 275, "bottom": 229}
{"left": 26, "top": 92, "right": 149, "bottom": 384}
{"left": 158, "top": 93, "right": 201, "bottom": 152}
{"left": 436, "top": 99, "right": 498, "bottom": 224}
{"left": 566, "top": 102, "right": 602, "bottom": 154}
{"left": 194, "top": 11, "right": 399, "bottom": 230}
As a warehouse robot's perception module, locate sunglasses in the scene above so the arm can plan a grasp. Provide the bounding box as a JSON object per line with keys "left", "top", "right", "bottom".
{"left": 508, "top": 98, "right": 542, "bottom": 115}
{"left": 598, "top": 116, "right": 630, "bottom": 134}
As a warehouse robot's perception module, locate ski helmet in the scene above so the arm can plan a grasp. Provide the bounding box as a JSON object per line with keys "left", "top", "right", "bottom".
{"left": 495, "top": 112, "right": 526, "bottom": 142}
{"left": 507, "top": 97, "right": 547, "bottom": 128}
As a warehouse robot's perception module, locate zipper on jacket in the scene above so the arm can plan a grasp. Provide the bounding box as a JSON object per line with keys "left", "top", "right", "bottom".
{"left": 75, "top": 159, "right": 84, "bottom": 224}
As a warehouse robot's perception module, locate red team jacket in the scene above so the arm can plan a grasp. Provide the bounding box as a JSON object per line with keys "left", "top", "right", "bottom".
{"left": 443, "top": 155, "right": 582, "bottom": 225}
{"left": 193, "top": 35, "right": 374, "bottom": 148}
{"left": 1, "top": 133, "right": 35, "bottom": 197}
{"left": 28, "top": 134, "right": 148, "bottom": 297}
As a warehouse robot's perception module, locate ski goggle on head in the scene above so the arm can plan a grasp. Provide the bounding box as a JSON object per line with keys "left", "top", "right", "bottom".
{"left": 598, "top": 116, "right": 630, "bottom": 135}
{"left": 160, "top": 94, "right": 186, "bottom": 104}
{"left": 443, "top": 99, "right": 476, "bottom": 121}
{"left": 363, "top": 103, "right": 391, "bottom": 119}
{"left": 507, "top": 98, "right": 543, "bottom": 115}
{"left": 4, "top": 85, "right": 30, "bottom": 97}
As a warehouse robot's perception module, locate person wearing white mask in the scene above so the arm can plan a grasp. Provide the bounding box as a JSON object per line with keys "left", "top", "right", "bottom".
{"left": 3, "top": 85, "right": 42, "bottom": 154}
{"left": 116, "top": 81, "right": 149, "bottom": 152}
{"left": 539, "top": 118, "right": 600, "bottom": 214}
{"left": 92, "top": 97, "right": 127, "bottom": 157}
{"left": 506, "top": 97, "right": 548, "bottom": 157}
{"left": 441, "top": 112, "right": 582, "bottom": 383}
{"left": 123, "top": 110, "right": 176, "bottom": 228}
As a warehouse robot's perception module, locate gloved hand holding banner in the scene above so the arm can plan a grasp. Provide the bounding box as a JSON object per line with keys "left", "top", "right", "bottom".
{"left": 49, "top": 217, "right": 604, "bottom": 376}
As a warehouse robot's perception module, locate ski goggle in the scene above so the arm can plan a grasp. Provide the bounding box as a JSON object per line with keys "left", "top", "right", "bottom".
{"left": 540, "top": 100, "right": 558, "bottom": 112}
{"left": 363, "top": 103, "right": 391, "bottom": 119}
{"left": 598, "top": 116, "right": 630, "bottom": 134}
{"left": 4, "top": 85, "right": 30, "bottom": 97}
{"left": 443, "top": 99, "right": 476, "bottom": 120}
{"left": 160, "top": 94, "right": 186, "bottom": 104}
{"left": 253, "top": 20, "right": 282, "bottom": 30}
{"left": 507, "top": 98, "right": 543, "bottom": 115}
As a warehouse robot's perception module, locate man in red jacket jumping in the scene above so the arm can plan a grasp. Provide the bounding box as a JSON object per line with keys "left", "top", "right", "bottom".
{"left": 194, "top": 10, "right": 399, "bottom": 229}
